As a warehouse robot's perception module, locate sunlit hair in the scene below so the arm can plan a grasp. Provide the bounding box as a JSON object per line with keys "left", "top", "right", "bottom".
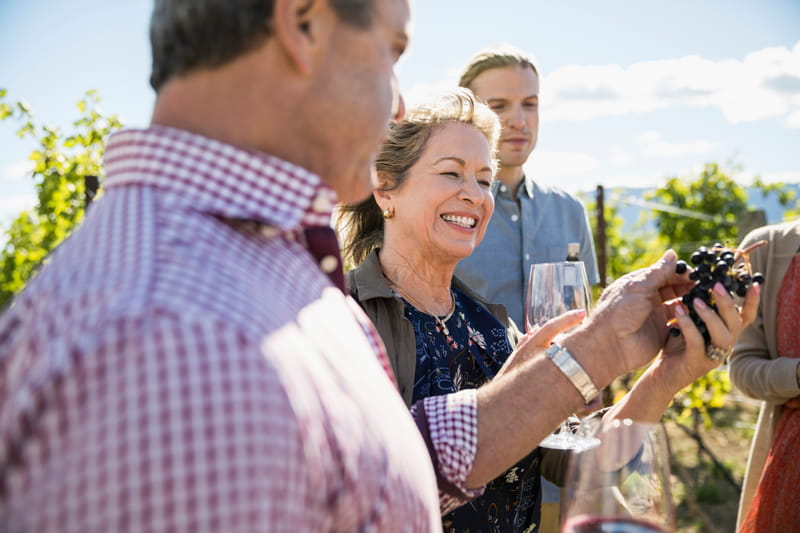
{"left": 337, "top": 88, "right": 500, "bottom": 266}
{"left": 149, "top": 0, "right": 374, "bottom": 91}
{"left": 458, "top": 43, "right": 539, "bottom": 90}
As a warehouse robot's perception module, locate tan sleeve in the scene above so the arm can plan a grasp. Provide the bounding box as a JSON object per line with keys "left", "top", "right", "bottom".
{"left": 728, "top": 228, "right": 800, "bottom": 403}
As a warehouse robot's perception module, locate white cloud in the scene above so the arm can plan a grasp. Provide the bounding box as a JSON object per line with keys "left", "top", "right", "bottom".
{"left": 402, "top": 78, "right": 459, "bottom": 108}
{"left": 542, "top": 40, "right": 800, "bottom": 125}
{"left": 609, "top": 145, "right": 633, "bottom": 167}
{"left": 2, "top": 160, "right": 33, "bottom": 181}
{"left": 634, "top": 131, "right": 714, "bottom": 158}
{"left": 524, "top": 150, "right": 600, "bottom": 178}
{"left": 0, "top": 194, "right": 36, "bottom": 224}
{"left": 522, "top": 151, "right": 602, "bottom": 192}
{"left": 786, "top": 111, "right": 800, "bottom": 129}
{"left": 603, "top": 162, "right": 707, "bottom": 190}
{"left": 600, "top": 173, "right": 666, "bottom": 189}
{"left": 757, "top": 170, "right": 800, "bottom": 184}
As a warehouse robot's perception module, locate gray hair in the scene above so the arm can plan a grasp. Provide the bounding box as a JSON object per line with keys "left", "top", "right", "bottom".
{"left": 149, "top": 0, "right": 375, "bottom": 91}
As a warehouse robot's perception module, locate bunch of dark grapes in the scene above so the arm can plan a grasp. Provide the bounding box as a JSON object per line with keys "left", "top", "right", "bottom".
{"left": 671, "top": 241, "right": 766, "bottom": 345}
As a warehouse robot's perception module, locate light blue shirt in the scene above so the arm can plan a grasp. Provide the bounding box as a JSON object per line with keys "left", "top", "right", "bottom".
{"left": 455, "top": 177, "right": 600, "bottom": 329}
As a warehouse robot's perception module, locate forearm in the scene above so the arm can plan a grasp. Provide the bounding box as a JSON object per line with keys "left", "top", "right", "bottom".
{"left": 466, "top": 326, "right": 619, "bottom": 487}
{"left": 601, "top": 365, "right": 677, "bottom": 424}
{"left": 729, "top": 323, "right": 800, "bottom": 403}
{"left": 730, "top": 350, "right": 800, "bottom": 403}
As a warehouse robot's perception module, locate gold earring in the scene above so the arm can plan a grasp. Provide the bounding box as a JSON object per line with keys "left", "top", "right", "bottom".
{"left": 382, "top": 207, "right": 395, "bottom": 219}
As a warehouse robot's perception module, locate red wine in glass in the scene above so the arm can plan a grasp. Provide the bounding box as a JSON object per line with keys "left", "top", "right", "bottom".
{"left": 563, "top": 515, "right": 670, "bottom": 533}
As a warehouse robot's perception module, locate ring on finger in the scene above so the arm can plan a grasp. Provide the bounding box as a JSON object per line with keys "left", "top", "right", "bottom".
{"left": 705, "top": 344, "right": 732, "bottom": 363}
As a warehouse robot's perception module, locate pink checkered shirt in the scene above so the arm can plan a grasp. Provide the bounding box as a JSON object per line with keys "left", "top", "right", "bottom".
{"left": 0, "top": 126, "right": 481, "bottom": 532}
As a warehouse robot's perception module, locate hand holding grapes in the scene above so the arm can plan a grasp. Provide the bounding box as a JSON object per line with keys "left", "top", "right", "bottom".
{"left": 655, "top": 277, "right": 760, "bottom": 393}
{"left": 573, "top": 243, "right": 763, "bottom": 441}
{"left": 565, "top": 245, "right": 761, "bottom": 385}
{"left": 654, "top": 243, "right": 763, "bottom": 391}
{"left": 670, "top": 242, "right": 766, "bottom": 344}
{"left": 569, "top": 250, "right": 696, "bottom": 379}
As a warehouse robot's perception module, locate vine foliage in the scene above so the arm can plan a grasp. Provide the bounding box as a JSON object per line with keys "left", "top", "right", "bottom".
{"left": 0, "top": 89, "right": 122, "bottom": 309}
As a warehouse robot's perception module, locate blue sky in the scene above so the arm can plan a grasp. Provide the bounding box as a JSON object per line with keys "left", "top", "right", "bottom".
{"left": 1, "top": 1, "right": 799, "bottom": 228}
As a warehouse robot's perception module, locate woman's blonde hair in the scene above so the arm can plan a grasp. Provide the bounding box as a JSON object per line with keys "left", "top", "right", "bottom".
{"left": 338, "top": 88, "right": 500, "bottom": 266}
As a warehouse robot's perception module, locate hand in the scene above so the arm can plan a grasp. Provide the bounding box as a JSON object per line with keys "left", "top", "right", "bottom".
{"left": 597, "top": 273, "right": 761, "bottom": 424}
{"left": 495, "top": 309, "right": 586, "bottom": 379}
{"left": 579, "top": 250, "right": 695, "bottom": 376}
{"left": 649, "top": 280, "right": 761, "bottom": 394}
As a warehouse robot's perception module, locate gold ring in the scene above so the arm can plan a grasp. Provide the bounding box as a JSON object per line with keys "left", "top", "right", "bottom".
{"left": 706, "top": 344, "right": 732, "bottom": 363}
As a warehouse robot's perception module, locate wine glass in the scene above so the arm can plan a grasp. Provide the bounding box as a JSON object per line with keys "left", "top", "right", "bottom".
{"left": 525, "top": 260, "right": 592, "bottom": 334}
{"left": 525, "top": 261, "right": 596, "bottom": 450}
{"left": 562, "top": 419, "right": 675, "bottom": 533}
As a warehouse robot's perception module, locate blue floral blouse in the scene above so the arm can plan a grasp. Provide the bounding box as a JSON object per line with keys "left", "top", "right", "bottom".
{"left": 399, "top": 286, "right": 543, "bottom": 533}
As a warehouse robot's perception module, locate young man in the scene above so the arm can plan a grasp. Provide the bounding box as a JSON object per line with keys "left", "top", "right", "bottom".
{"left": 0, "top": 3, "right": 752, "bottom": 532}
{"left": 452, "top": 45, "right": 613, "bottom": 532}
{"left": 455, "top": 45, "right": 600, "bottom": 329}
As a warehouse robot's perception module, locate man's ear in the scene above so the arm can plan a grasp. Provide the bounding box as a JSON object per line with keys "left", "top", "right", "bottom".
{"left": 271, "top": 0, "right": 325, "bottom": 76}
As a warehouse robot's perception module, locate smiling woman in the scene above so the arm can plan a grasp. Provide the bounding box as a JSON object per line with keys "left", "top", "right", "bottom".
{"left": 339, "top": 88, "right": 499, "bottom": 267}
{"left": 339, "top": 89, "right": 574, "bottom": 531}
{"left": 378, "top": 121, "right": 495, "bottom": 264}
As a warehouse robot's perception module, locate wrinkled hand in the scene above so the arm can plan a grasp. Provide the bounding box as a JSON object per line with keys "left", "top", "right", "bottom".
{"left": 584, "top": 250, "right": 695, "bottom": 375}
{"left": 495, "top": 309, "right": 586, "bottom": 379}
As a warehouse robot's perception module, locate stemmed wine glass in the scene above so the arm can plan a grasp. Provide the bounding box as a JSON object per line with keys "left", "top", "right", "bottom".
{"left": 562, "top": 419, "right": 675, "bottom": 533}
{"left": 525, "top": 260, "right": 597, "bottom": 450}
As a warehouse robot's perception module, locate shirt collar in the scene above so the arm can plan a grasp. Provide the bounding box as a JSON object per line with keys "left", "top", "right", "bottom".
{"left": 520, "top": 175, "right": 535, "bottom": 198}
{"left": 492, "top": 175, "right": 536, "bottom": 199}
{"left": 103, "top": 126, "right": 337, "bottom": 229}
{"left": 350, "top": 249, "right": 395, "bottom": 301}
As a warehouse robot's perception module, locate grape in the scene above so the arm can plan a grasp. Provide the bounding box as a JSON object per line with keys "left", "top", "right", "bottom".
{"left": 671, "top": 241, "right": 767, "bottom": 345}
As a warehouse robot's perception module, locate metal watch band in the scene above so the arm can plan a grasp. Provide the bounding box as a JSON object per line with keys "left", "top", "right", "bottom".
{"left": 544, "top": 343, "right": 599, "bottom": 403}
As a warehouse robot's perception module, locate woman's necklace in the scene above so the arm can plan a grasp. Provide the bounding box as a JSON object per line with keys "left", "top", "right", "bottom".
{"left": 380, "top": 268, "right": 456, "bottom": 336}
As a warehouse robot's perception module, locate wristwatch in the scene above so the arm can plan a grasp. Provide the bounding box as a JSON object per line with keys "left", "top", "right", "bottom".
{"left": 545, "top": 343, "right": 599, "bottom": 403}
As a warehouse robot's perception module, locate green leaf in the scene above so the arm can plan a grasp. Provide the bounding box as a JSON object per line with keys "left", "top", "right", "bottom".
{"left": 0, "top": 90, "right": 124, "bottom": 307}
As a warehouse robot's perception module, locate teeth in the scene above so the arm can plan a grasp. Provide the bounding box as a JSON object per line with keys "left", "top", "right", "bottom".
{"left": 441, "top": 214, "right": 476, "bottom": 228}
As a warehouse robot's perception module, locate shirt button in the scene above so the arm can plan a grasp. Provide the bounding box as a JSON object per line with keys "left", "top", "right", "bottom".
{"left": 500, "top": 185, "right": 508, "bottom": 193}
{"left": 312, "top": 192, "right": 334, "bottom": 213}
{"left": 260, "top": 225, "right": 280, "bottom": 238}
{"left": 525, "top": 253, "right": 531, "bottom": 261}
{"left": 320, "top": 255, "right": 339, "bottom": 273}
{"left": 511, "top": 214, "right": 519, "bottom": 222}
